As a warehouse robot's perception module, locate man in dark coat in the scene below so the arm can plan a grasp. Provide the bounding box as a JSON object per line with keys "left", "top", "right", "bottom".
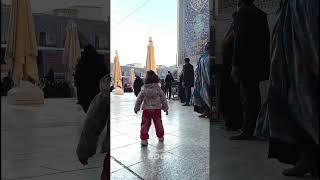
{"left": 76, "top": 44, "right": 108, "bottom": 113}
{"left": 182, "top": 58, "right": 195, "bottom": 106}
{"left": 220, "top": 12, "right": 243, "bottom": 131}
{"left": 133, "top": 75, "right": 144, "bottom": 96}
{"left": 178, "top": 72, "right": 186, "bottom": 103}
{"left": 164, "top": 71, "right": 174, "bottom": 99}
{"left": 230, "top": 0, "right": 270, "bottom": 140}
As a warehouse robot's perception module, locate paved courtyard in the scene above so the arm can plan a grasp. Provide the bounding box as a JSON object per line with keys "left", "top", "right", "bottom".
{"left": 110, "top": 94, "right": 209, "bottom": 179}
{"left": 1, "top": 93, "right": 209, "bottom": 180}
{"left": 1, "top": 93, "right": 316, "bottom": 179}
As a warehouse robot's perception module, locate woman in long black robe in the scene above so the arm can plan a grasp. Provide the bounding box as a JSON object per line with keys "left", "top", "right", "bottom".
{"left": 76, "top": 45, "right": 108, "bottom": 113}
{"left": 220, "top": 13, "right": 243, "bottom": 131}
{"left": 266, "top": 0, "right": 319, "bottom": 177}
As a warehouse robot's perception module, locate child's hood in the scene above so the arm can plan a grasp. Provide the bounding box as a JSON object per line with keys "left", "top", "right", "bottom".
{"left": 142, "top": 83, "right": 161, "bottom": 91}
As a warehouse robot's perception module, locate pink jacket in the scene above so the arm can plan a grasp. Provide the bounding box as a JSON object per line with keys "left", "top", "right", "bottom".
{"left": 134, "top": 83, "right": 168, "bottom": 112}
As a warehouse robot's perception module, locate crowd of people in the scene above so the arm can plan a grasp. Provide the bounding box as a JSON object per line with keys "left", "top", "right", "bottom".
{"left": 1, "top": 69, "right": 71, "bottom": 98}
{"left": 37, "top": 68, "right": 72, "bottom": 98}
{"left": 75, "top": 0, "right": 319, "bottom": 178}
{"left": 177, "top": 47, "right": 210, "bottom": 119}
{"left": 218, "top": 0, "right": 318, "bottom": 177}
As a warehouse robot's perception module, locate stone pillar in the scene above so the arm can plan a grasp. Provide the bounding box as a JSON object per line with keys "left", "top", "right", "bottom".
{"left": 177, "top": 0, "right": 185, "bottom": 68}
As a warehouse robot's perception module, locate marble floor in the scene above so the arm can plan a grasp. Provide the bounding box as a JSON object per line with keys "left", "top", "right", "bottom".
{"left": 1, "top": 94, "right": 209, "bottom": 180}
{"left": 110, "top": 93, "right": 209, "bottom": 180}
{"left": 1, "top": 94, "right": 316, "bottom": 180}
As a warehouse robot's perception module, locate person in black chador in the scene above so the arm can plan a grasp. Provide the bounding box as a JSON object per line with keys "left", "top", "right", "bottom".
{"left": 220, "top": 12, "right": 243, "bottom": 131}
{"left": 164, "top": 71, "right": 174, "bottom": 99}
{"left": 182, "top": 58, "right": 194, "bottom": 106}
{"left": 2, "top": 71, "right": 13, "bottom": 95}
{"left": 230, "top": 0, "right": 270, "bottom": 140}
{"left": 264, "top": 0, "right": 319, "bottom": 177}
{"left": 46, "top": 68, "right": 55, "bottom": 85}
{"left": 75, "top": 44, "right": 107, "bottom": 113}
{"left": 133, "top": 75, "right": 144, "bottom": 96}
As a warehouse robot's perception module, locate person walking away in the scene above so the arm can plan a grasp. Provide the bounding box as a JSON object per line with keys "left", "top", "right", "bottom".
{"left": 164, "top": 71, "right": 174, "bottom": 99}
{"left": 265, "top": 0, "right": 319, "bottom": 177}
{"left": 46, "top": 68, "right": 55, "bottom": 86}
{"left": 160, "top": 79, "right": 166, "bottom": 93}
{"left": 134, "top": 70, "right": 168, "bottom": 146}
{"left": 77, "top": 44, "right": 107, "bottom": 113}
{"left": 230, "top": 0, "right": 270, "bottom": 140}
{"left": 182, "top": 58, "right": 194, "bottom": 106}
{"left": 220, "top": 12, "right": 243, "bottom": 131}
{"left": 133, "top": 75, "right": 144, "bottom": 96}
{"left": 77, "top": 75, "right": 110, "bottom": 180}
{"left": 2, "top": 71, "right": 14, "bottom": 95}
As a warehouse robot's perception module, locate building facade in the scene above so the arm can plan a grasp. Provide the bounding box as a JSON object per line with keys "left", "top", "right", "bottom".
{"left": 1, "top": 3, "right": 110, "bottom": 79}
{"left": 177, "top": 0, "right": 210, "bottom": 72}
{"left": 111, "top": 63, "right": 177, "bottom": 81}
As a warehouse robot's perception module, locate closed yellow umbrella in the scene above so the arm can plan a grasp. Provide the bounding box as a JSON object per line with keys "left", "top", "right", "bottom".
{"left": 145, "top": 37, "right": 157, "bottom": 73}
{"left": 112, "top": 50, "right": 122, "bottom": 89}
{"left": 62, "top": 20, "right": 81, "bottom": 83}
{"left": 5, "top": 0, "right": 39, "bottom": 85}
{"left": 5, "top": 0, "right": 44, "bottom": 105}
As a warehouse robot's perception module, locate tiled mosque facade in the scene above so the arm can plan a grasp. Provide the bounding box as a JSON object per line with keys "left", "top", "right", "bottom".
{"left": 177, "top": 0, "right": 210, "bottom": 71}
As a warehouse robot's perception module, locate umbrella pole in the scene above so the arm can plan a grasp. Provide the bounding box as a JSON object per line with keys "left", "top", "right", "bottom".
{"left": 22, "top": 63, "right": 27, "bottom": 81}
{"left": 21, "top": 57, "right": 28, "bottom": 81}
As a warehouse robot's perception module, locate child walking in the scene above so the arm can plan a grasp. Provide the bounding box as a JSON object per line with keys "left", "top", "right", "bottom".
{"left": 134, "top": 70, "right": 169, "bottom": 146}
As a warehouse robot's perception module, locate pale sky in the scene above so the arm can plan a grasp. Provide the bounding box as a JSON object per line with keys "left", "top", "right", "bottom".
{"left": 111, "top": 0, "right": 177, "bottom": 66}
{"left": 2, "top": 0, "right": 177, "bottom": 66}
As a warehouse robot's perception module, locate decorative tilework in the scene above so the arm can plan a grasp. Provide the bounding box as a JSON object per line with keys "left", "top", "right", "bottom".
{"left": 183, "top": 0, "right": 209, "bottom": 59}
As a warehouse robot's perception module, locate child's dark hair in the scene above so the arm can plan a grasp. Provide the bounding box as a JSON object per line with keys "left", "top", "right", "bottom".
{"left": 144, "top": 70, "right": 159, "bottom": 84}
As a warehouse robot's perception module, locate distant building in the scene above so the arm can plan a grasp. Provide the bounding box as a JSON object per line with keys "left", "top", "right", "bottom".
{"left": 1, "top": 3, "right": 110, "bottom": 79}
{"left": 110, "top": 62, "right": 177, "bottom": 80}
{"left": 44, "top": 5, "right": 106, "bottom": 21}
{"left": 177, "top": 0, "right": 279, "bottom": 77}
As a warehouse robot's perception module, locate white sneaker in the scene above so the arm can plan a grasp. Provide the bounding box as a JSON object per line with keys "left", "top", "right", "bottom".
{"left": 158, "top": 137, "right": 164, "bottom": 142}
{"left": 141, "top": 140, "right": 148, "bottom": 146}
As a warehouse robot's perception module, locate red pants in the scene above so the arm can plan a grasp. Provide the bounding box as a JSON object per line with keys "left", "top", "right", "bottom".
{"left": 101, "top": 154, "right": 110, "bottom": 180}
{"left": 140, "top": 109, "right": 164, "bottom": 140}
